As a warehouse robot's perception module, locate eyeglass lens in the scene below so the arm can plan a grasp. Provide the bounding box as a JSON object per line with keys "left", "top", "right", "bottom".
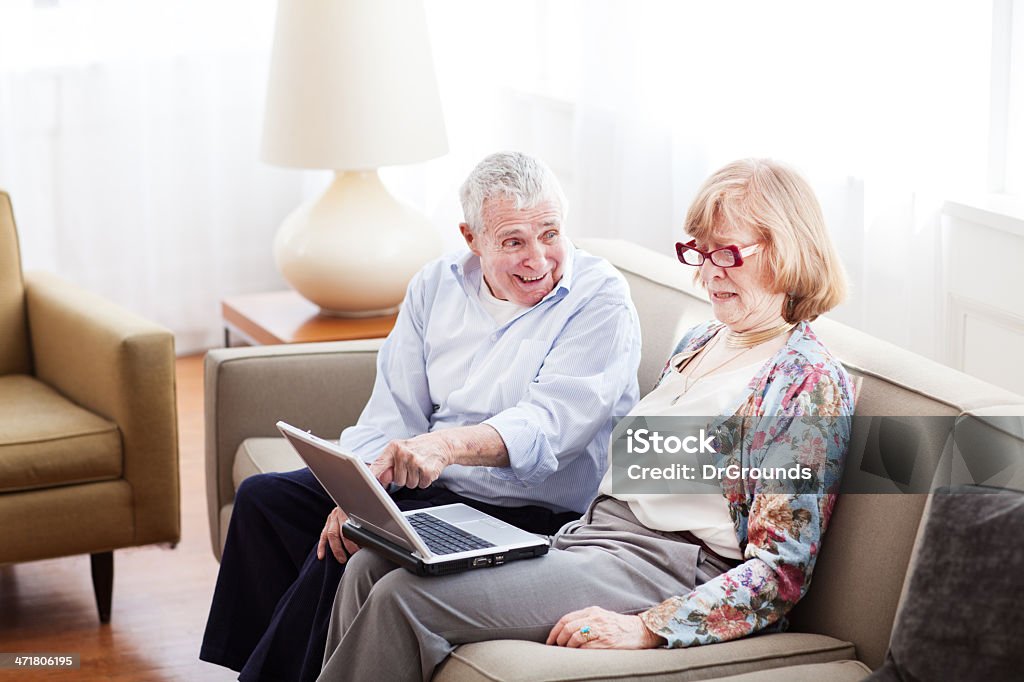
{"left": 710, "top": 249, "right": 738, "bottom": 267}
{"left": 680, "top": 247, "right": 703, "bottom": 265}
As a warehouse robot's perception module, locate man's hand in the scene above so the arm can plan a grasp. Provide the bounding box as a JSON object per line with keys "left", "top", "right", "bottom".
{"left": 546, "top": 606, "right": 666, "bottom": 649}
{"left": 369, "top": 431, "right": 456, "bottom": 489}
{"left": 317, "top": 506, "right": 361, "bottom": 563}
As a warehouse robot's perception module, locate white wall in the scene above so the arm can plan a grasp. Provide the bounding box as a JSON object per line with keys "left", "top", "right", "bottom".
{"left": 942, "top": 200, "right": 1024, "bottom": 393}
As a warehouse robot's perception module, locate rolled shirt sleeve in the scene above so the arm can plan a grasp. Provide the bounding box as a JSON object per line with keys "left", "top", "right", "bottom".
{"left": 484, "top": 297, "right": 641, "bottom": 487}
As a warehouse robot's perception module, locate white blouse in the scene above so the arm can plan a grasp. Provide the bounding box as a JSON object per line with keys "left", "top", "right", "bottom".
{"left": 598, "top": 357, "right": 770, "bottom": 561}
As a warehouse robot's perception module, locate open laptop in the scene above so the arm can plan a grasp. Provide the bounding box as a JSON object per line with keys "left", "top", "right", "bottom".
{"left": 277, "top": 421, "right": 549, "bottom": 576}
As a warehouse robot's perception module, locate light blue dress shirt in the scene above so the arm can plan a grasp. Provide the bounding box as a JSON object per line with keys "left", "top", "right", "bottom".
{"left": 339, "top": 245, "right": 642, "bottom": 514}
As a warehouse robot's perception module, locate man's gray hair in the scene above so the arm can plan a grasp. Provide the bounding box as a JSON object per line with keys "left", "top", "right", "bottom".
{"left": 459, "top": 151, "right": 568, "bottom": 235}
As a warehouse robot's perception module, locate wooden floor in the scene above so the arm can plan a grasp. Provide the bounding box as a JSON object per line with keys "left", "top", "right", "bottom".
{"left": 0, "top": 355, "right": 235, "bottom": 681}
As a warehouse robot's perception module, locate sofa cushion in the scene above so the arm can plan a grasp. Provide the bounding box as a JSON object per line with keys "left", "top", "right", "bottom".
{"left": 434, "top": 633, "right": 855, "bottom": 682}
{"left": 0, "top": 374, "right": 121, "bottom": 493}
{"left": 233, "top": 437, "right": 305, "bottom": 490}
{"left": 866, "top": 485, "right": 1024, "bottom": 682}
{"left": 709, "top": 660, "right": 870, "bottom": 681}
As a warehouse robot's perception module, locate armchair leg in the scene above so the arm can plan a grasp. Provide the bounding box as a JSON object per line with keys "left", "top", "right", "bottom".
{"left": 90, "top": 552, "right": 114, "bottom": 624}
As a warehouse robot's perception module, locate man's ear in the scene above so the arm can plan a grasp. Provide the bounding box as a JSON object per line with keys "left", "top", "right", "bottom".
{"left": 460, "top": 223, "right": 481, "bottom": 255}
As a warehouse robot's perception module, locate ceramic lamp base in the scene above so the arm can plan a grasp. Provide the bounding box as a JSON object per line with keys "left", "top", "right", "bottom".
{"left": 273, "top": 170, "right": 442, "bottom": 316}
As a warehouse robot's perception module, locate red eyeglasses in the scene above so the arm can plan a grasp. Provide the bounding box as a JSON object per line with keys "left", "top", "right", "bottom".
{"left": 675, "top": 240, "right": 761, "bottom": 268}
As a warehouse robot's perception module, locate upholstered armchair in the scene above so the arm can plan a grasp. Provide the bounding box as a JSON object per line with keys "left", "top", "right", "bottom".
{"left": 0, "top": 190, "right": 180, "bottom": 623}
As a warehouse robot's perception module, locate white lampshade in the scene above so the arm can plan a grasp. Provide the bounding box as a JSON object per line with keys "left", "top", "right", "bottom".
{"left": 260, "top": 0, "right": 448, "bottom": 316}
{"left": 262, "top": 0, "right": 448, "bottom": 169}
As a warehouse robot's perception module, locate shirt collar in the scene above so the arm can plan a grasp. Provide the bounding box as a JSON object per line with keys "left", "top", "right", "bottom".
{"left": 449, "top": 243, "right": 576, "bottom": 305}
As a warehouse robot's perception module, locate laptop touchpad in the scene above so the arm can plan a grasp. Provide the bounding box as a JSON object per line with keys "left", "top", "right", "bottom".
{"left": 458, "top": 519, "right": 528, "bottom": 544}
{"left": 428, "top": 505, "right": 484, "bottom": 523}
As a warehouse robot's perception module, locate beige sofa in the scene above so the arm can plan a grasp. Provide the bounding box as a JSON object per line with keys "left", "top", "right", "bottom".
{"left": 204, "top": 238, "right": 1024, "bottom": 680}
{"left": 0, "top": 190, "right": 180, "bottom": 623}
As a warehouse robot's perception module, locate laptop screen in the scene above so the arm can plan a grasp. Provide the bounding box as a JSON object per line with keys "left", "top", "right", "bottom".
{"left": 279, "top": 427, "right": 420, "bottom": 554}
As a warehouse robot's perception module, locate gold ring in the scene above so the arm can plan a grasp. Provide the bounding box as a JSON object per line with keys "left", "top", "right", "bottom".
{"left": 579, "top": 624, "right": 595, "bottom": 641}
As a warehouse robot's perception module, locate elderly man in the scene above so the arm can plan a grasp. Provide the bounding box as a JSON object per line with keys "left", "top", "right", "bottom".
{"left": 199, "top": 151, "right": 641, "bottom": 682}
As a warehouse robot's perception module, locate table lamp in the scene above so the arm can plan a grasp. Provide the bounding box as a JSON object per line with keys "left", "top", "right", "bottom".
{"left": 261, "top": 0, "right": 448, "bottom": 316}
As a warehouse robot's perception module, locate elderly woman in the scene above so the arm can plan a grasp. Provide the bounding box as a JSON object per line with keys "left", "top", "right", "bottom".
{"left": 317, "top": 159, "right": 856, "bottom": 682}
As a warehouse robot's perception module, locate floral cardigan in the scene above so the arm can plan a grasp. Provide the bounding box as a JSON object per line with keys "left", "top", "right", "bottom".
{"left": 638, "top": 320, "right": 856, "bottom": 647}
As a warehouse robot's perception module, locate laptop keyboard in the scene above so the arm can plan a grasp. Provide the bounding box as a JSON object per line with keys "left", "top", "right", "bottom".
{"left": 408, "top": 513, "right": 496, "bottom": 555}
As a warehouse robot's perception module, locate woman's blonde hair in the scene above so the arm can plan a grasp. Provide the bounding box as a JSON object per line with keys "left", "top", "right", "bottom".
{"left": 685, "top": 158, "right": 847, "bottom": 323}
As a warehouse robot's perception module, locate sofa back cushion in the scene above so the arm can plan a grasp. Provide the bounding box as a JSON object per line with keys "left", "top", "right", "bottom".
{"left": 0, "top": 191, "right": 31, "bottom": 375}
{"left": 579, "top": 238, "right": 1024, "bottom": 670}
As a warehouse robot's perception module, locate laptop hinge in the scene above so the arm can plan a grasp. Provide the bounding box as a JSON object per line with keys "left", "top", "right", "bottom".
{"left": 349, "top": 513, "right": 429, "bottom": 557}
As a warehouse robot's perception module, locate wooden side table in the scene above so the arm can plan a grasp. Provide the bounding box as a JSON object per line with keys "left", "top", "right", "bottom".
{"left": 222, "top": 290, "right": 398, "bottom": 346}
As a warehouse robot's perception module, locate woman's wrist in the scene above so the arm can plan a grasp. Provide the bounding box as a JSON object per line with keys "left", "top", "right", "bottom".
{"left": 637, "top": 613, "right": 667, "bottom": 648}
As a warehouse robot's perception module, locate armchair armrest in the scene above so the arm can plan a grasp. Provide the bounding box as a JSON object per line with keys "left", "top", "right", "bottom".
{"left": 204, "top": 339, "right": 382, "bottom": 557}
{"left": 24, "top": 271, "right": 180, "bottom": 545}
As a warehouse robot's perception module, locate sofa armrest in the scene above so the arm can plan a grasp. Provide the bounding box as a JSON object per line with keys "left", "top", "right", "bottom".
{"left": 204, "top": 338, "right": 382, "bottom": 557}
{"left": 24, "top": 270, "right": 180, "bottom": 546}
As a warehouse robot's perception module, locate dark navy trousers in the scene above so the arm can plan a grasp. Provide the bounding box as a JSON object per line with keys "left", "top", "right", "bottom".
{"left": 199, "top": 468, "right": 578, "bottom": 682}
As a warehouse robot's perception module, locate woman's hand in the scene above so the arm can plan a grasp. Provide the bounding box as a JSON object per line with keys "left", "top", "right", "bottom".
{"left": 546, "top": 606, "right": 666, "bottom": 649}
{"left": 317, "top": 506, "right": 361, "bottom": 563}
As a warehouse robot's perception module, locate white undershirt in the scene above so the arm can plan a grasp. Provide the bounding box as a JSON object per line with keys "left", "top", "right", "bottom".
{"left": 598, "top": 358, "right": 769, "bottom": 561}
{"left": 477, "top": 276, "right": 529, "bottom": 326}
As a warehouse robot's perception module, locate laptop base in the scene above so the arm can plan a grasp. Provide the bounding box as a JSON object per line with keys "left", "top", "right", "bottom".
{"left": 343, "top": 521, "right": 549, "bottom": 577}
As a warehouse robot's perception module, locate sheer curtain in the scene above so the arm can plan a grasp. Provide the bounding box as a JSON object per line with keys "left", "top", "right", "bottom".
{"left": 563, "top": 0, "right": 993, "bottom": 362}
{"left": 0, "top": 0, "right": 1005, "bottom": 362}
{"left": 421, "top": 0, "right": 996, "bottom": 363}
{"left": 0, "top": 0, "right": 294, "bottom": 353}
